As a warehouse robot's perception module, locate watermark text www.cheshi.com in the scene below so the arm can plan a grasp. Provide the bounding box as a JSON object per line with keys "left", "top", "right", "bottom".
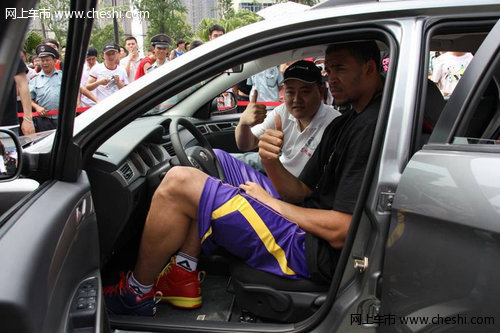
{"left": 5, "top": 8, "right": 149, "bottom": 20}
{"left": 350, "top": 313, "right": 495, "bottom": 327}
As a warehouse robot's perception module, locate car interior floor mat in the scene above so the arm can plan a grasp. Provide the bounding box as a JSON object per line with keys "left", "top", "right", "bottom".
{"left": 154, "top": 275, "right": 235, "bottom": 323}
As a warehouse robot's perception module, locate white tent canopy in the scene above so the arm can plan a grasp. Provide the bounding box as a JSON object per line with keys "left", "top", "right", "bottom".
{"left": 256, "top": 2, "right": 311, "bottom": 20}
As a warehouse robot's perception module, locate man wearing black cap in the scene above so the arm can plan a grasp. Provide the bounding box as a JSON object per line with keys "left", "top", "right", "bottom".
{"left": 146, "top": 34, "right": 171, "bottom": 73}
{"left": 34, "top": 38, "right": 63, "bottom": 73}
{"left": 169, "top": 39, "right": 185, "bottom": 60}
{"left": 235, "top": 60, "right": 340, "bottom": 177}
{"left": 29, "top": 44, "right": 62, "bottom": 131}
{"left": 86, "top": 43, "right": 128, "bottom": 102}
{"left": 104, "top": 41, "right": 383, "bottom": 317}
{"left": 78, "top": 47, "right": 100, "bottom": 108}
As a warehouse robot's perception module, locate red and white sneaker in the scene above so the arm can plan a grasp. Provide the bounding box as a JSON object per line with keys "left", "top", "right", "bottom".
{"left": 155, "top": 257, "right": 205, "bottom": 309}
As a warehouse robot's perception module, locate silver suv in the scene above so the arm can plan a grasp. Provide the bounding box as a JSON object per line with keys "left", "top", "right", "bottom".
{"left": 0, "top": 0, "right": 499, "bottom": 332}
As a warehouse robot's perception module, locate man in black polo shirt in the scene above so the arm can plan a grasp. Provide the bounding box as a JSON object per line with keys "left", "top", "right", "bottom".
{"left": 104, "top": 40, "right": 384, "bottom": 316}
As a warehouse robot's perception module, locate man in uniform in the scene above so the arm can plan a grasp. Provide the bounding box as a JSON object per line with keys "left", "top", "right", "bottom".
{"left": 30, "top": 44, "right": 62, "bottom": 131}
{"left": 146, "top": 34, "right": 171, "bottom": 73}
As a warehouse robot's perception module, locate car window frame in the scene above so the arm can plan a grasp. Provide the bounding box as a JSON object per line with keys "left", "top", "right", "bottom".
{"left": 412, "top": 18, "right": 499, "bottom": 155}
{"left": 426, "top": 19, "right": 500, "bottom": 150}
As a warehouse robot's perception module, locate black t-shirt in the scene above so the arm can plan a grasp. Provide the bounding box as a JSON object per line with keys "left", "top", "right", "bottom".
{"left": 1, "top": 58, "right": 28, "bottom": 127}
{"left": 298, "top": 95, "right": 381, "bottom": 282}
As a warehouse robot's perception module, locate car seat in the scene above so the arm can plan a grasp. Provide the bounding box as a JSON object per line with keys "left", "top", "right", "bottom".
{"left": 421, "top": 79, "right": 446, "bottom": 147}
{"left": 230, "top": 260, "right": 330, "bottom": 323}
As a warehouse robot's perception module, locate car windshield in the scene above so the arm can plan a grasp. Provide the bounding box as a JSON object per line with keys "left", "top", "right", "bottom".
{"left": 141, "top": 76, "right": 218, "bottom": 117}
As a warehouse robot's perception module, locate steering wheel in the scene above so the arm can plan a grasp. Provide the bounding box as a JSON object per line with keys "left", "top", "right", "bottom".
{"left": 169, "top": 117, "right": 225, "bottom": 181}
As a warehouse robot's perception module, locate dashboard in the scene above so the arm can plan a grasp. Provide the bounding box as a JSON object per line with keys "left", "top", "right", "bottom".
{"left": 86, "top": 114, "right": 239, "bottom": 263}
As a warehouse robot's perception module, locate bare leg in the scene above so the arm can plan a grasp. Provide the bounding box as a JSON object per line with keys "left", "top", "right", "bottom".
{"left": 134, "top": 166, "right": 208, "bottom": 285}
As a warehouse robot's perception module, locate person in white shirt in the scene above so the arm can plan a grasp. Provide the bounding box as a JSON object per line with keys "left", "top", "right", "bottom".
{"left": 120, "top": 36, "right": 141, "bottom": 82}
{"left": 79, "top": 47, "right": 99, "bottom": 107}
{"left": 235, "top": 60, "right": 340, "bottom": 176}
{"left": 86, "top": 43, "right": 129, "bottom": 102}
{"left": 431, "top": 51, "right": 473, "bottom": 97}
{"left": 146, "top": 34, "right": 171, "bottom": 74}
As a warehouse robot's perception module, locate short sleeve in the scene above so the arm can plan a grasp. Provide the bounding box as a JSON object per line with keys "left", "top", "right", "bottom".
{"left": 251, "top": 107, "right": 278, "bottom": 138}
{"left": 29, "top": 77, "right": 36, "bottom": 99}
{"left": 88, "top": 66, "right": 98, "bottom": 79}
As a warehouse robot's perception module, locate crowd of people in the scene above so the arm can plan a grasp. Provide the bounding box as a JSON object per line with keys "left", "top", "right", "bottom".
{"left": 0, "top": 24, "right": 227, "bottom": 136}
{"left": 1, "top": 21, "right": 472, "bottom": 138}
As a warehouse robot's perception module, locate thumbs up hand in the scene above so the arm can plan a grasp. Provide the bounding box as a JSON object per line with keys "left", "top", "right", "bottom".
{"left": 239, "top": 90, "right": 267, "bottom": 126}
{"left": 258, "top": 114, "right": 284, "bottom": 161}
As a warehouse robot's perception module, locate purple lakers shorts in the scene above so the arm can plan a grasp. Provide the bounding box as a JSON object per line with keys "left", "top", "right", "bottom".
{"left": 197, "top": 151, "right": 310, "bottom": 280}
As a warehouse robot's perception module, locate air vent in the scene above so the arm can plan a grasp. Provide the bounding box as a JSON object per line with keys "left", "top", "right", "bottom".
{"left": 164, "top": 142, "right": 176, "bottom": 156}
{"left": 119, "top": 163, "right": 134, "bottom": 181}
{"left": 196, "top": 125, "right": 208, "bottom": 134}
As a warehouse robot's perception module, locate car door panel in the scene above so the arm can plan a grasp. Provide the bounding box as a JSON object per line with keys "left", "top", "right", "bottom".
{"left": 197, "top": 114, "right": 243, "bottom": 153}
{"left": 381, "top": 19, "right": 500, "bottom": 331}
{"left": 0, "top": 179, "right": 39, "bottom": 216}
{"left": 0, "top": 172, "right": 101, "bottom": 333}
{"left": 383, "top": 151, "right": 500, "bottom": 326}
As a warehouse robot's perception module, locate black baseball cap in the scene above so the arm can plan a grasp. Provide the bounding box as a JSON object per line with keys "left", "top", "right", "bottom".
{"left": 86, "top": 47, "right": 98, "bottom": 58}
{"left": 102, "top": 43, "right": 119, "bottom": 54}
{"left": 284, "top": 60, "right": 322, "bottom": 86}
{"left": 36, "top": 44, "right": 59, "bottom": 59}
{"left": 151, "top": 34, "right": 171, "bottom": 48}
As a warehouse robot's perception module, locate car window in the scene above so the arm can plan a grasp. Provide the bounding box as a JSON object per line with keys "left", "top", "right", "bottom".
{"left": 418, "top": 23, "right": 495, "bottom": 149}
{"left": 142, "top": 80, "right": 213, "bottom": 116}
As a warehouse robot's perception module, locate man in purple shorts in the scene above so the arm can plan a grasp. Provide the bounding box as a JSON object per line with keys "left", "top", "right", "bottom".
{"left": 104, "top": 41, "right": 385, "bottom": 316}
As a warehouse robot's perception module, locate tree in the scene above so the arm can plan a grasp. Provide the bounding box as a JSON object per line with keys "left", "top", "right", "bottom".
{"left": 218, "top": 0, "right": 235, "bottom": 20}
{"left": 224, "top": 10, "right": 262, "bottom": 32}
{"left": 38, "top": 0, "right": 70, "bottom": 46}
{"left": 89, "top": 23, "right": 124, "bottom": 61}
{"left": 24, "top": 31, "right": 44, "bottom": 56}
{"left": 196, "top": 10, "right": 262, "bottom": 42}
{"left": 133, "top": 0, "right": 193, "bottom": 46}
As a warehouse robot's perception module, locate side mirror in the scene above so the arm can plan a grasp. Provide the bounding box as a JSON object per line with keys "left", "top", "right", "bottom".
{"left": 0, "top": 129, "right": 22, "bottom": 182}
{"left": 211, "top": 92, "right": 238, "bottom": 115}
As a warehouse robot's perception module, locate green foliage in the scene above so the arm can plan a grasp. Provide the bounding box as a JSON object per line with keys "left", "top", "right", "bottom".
{"left": 133, "top": 0, "right": 193, "bottom": 50}
{"left": 38, "top": 0, "right": 70, "bottom": 46}
{"left": 24, "top": 31, "right": 44, "bottom": 55}
{"left": 218, "top": 0, "right": 235, "bottom": 20}
{"left": 89, "top": 23, "right": 124, "bottom": 61}
{"left": 196, "top": 10, "right": 262, "bottom": 42}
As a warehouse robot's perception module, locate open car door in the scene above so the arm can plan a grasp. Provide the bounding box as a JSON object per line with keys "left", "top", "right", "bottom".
{"left": 0, "top": 0, "right": 106, "bottom": 332}
{"left": 381, "top": 20, "right": 500, "bottom": 332}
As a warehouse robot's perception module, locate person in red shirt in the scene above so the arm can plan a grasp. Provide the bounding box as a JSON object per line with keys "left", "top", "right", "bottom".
{"left": 135, "top": 45, "right": 156, "bottom": 80}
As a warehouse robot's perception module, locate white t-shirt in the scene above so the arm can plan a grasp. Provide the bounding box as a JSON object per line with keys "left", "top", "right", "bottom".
{"left": 146, "top": 59, "right": 169, "bottom": 73}
{"left": 119, "top": 56, "right": 141, "bottom": 82}
{"left": 88, "top": 63, "right": 129, "bottom": 101}
{"left": 251, "top": 103, "right": 340, "bottom": 177}
{"left": 432, "top": 52, "right": 473, "bottom": 96}
{"left": 80, "top": 62, "right": 100, "bottom": 107}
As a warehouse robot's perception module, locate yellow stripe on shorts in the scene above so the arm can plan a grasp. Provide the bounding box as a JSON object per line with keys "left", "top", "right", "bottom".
{"left": 210, "top": 194, "right": 296, "bottom": 276}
